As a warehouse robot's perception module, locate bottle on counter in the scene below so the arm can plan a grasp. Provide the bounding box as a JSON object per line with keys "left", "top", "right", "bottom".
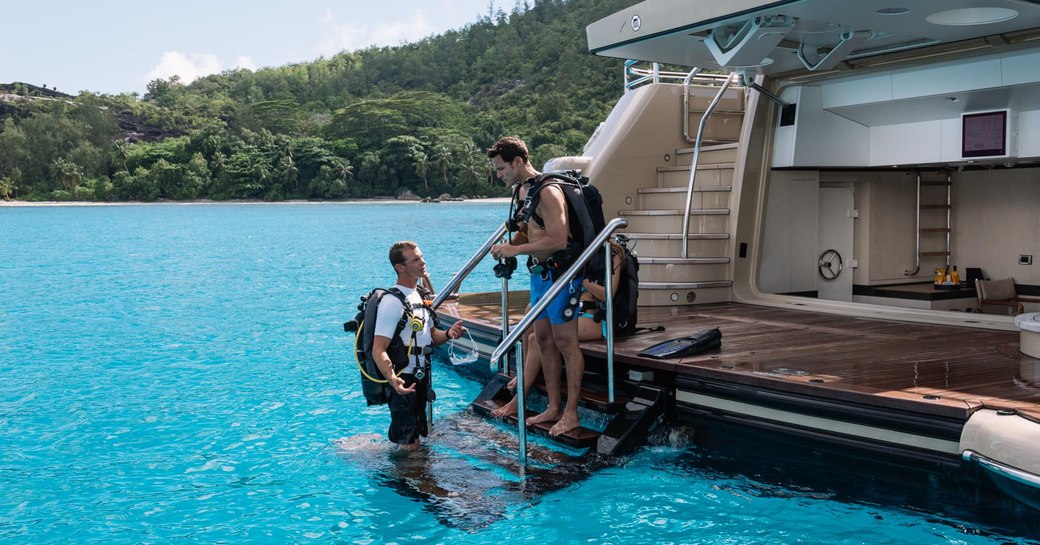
{"left": 951, "top": 265, "right": 960, "bottom": 285}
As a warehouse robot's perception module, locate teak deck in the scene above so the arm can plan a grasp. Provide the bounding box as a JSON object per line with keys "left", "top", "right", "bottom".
{"left": 446, "top": 298, "right": 1040, "bottom": 424}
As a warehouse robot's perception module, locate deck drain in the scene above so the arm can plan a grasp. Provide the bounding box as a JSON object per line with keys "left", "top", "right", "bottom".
{"left": 923, "top": 395, "right": 941, "bottom": 400}
{"left": 809, "top": 378, "right": 824, "bottom": 383}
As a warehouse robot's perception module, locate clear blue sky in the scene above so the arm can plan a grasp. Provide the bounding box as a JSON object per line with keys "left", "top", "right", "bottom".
{"left": 1, "top": 0, "right": 498, "bottom": 96}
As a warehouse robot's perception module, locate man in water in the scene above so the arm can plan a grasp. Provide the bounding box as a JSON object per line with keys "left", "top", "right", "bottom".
{"left": 487, "top": 136, "right": 585, "bottom": 437}
{"left": 374, "top": 241, "right": 466, "bottom": 450}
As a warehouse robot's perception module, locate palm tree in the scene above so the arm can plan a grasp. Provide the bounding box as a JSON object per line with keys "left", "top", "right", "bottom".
{"left": 413, "top": 152, "right": 430, "bottom": 194}
{"left": 52, "top": 157, "right": 82, "bottom": 195}
{"left": 431, "top": 145, "right": 452, "bottom": 188}
{"left": 0, "top": 178, "right": 15, "bottom": 201}
{"left": 114, "top": 140, "right": 131, "bottom": 173}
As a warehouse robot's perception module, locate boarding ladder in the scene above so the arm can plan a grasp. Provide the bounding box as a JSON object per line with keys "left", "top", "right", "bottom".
{"left": 432, "top": 218, "right": 667, "bottom": 467}
{"left": 905, "top": 172, "right": 953, "bottom": 276}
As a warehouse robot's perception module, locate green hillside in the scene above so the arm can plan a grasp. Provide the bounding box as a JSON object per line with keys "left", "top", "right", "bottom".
{"left": 0, "top": 0, "right": 638, "bottom": 202}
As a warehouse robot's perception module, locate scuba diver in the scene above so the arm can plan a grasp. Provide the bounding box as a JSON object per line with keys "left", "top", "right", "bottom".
{"left": 487, "top": 136, "right": 587, "bottom": 437}
{"left": 490, "top": 241, "right": 625, "bottom": 420}
{"left": 374, "top": 241, "right": 466, "bottom": 451}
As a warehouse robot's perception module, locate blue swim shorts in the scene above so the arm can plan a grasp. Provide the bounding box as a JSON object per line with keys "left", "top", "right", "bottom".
{"left": 529, "top": 271, "right": 582, "bottom": 325}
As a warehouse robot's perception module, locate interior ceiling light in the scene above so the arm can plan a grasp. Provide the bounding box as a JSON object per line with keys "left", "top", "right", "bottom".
{"left": 926, "top": 7, "right": 1019, "bottom": 26}
{"left": 877, "top": 7, "right": 910, "bottom": 15}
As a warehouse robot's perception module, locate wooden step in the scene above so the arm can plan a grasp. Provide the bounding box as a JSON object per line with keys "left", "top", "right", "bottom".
{"left": 637, "top": 186, "right": 732, "bottom": 194}
{"left": 920, "top": 204, "right": 951, "bottom": 210}
{"left": 656, "top": 164, "right": 734, "bottom": 189}
{"left": 639, "top": 256, "right": 730, "bottom": 265}
{"left": 625, "top": 232, "right": 730, "bottom": 240}
{"left": 640, "top": 280, "right": 733, "bottom": 292}
{"left": 919, "top": 251, "right": 951, "bottom": 257}
{"left": 621, "top": 208, "right": 730, "bottom": 216}
{"left": 638, "top": 185, "right": 732, "bottom": 210}
{"left": 919, "top": 228, "right": 951, "bottom": 233}
{"left": 637, "top": 282, "right": 734, "bottom": 306}
{"left": 621, "top": 233, "right": 731, "bottom": 259}
{"left": 470, "top": 397, "right": 601, "bottom": 449}
{"left": 675, "top": 143, "right": 739, "bottom": 166}
{"left": 619, "top": 209, "right": 730, "bottom": 233}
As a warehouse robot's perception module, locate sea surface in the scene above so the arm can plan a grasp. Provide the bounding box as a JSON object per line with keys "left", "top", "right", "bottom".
{"left": 1, "top": 203, "right": 1035, "bottom": 544}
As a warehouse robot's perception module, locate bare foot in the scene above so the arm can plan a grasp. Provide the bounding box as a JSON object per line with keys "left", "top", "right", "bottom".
{"left": 506, "top": 376, "right": 517, "bottom": 391}
{"left": 548, "top": 415, "right": 580, "bottom": 437}
{"left": 490, "top": 397, "right": 518, "bottom": 418}
{"left": 525, "top": 408, "right": 561, "bottom": 427}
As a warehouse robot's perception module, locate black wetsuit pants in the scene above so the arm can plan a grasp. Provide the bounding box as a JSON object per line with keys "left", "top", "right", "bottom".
{"left": 387, "top": 373, "right": 429, "bottom": 445}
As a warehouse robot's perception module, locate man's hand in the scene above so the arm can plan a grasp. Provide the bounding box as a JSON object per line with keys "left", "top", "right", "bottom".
{"left": 446, "top": 321, "right": 467, "bottom": 340}
{"left": 389, "top": 373, "right": 415, "bottom": 395}
{"left": 491, "top": 243, "right": 519, "bottom": 260}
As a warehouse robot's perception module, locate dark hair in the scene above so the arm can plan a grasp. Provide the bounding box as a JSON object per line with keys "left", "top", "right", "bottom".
{"left": 486, "top": 136, "right": 529, "bottom": 164}
{"left": 389, "top": 240, "right": 418, "bottom": 267}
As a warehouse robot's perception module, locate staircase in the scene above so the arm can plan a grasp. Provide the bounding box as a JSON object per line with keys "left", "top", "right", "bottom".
{"left": 470, "top": 373, "right": 668, "bottom": 456}
{"left": 619, "top": 80, "right": 745, "bottom": 307}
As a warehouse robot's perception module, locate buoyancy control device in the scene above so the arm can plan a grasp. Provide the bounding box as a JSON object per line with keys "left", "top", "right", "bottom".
{"left": 509, "top": 170, "right": 606, "bottom": 278}
{"left": 343, "top": 285, "right": 437, "bottom": 405}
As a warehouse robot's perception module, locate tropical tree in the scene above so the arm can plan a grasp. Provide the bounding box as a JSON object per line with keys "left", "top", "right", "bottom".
{"left": 0, "top": 177, "right": 16, "bottom": 200}
{"left": 413, "top": 152, "right": 430, "bottom": 195}
{"left": 51, "top": 157, "right": 83, "bottom": 195}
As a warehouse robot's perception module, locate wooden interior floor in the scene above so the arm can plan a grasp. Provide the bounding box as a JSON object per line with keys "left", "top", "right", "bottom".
{"left": 447, "top": 298, "right": 1040, "bottom": 423}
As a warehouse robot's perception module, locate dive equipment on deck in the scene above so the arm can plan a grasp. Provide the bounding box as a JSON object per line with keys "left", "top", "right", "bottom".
{"left": 637, "top": 328, "right": 722, "bottom": 359}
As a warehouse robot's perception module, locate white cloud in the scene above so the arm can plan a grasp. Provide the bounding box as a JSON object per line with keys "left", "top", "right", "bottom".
{"left": 144, "top": 51, "right": 222, "bottom": 84}
{"left": 316, "top": 9, "right": 436, "bottom": 56}
{"left": 234, "top": 56, "right": 257, "bottom": 71}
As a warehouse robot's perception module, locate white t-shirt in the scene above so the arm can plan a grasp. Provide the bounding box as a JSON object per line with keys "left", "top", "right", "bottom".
{"left": 373, "top": 284, "right": 434, "bottom": 374}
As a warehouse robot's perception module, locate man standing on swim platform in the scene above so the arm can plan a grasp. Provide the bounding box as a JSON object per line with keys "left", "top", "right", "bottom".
{"left": 373, "top": 241, "right": 466, "bottom": 451}
{"left": 487, "top": 136, "right": 585, "bottom": 437}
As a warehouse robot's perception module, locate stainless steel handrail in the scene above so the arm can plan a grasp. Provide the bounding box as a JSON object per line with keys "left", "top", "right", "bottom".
{"left": 681, "top": 73, "right": 736, "bottom": 258}
{"left": 490, "top": 217, "right": 628, "bottom": 467}
{"left": 906, "top": 173, "right": 922, "bottom": 277}
{"left": 489, "top": 217, "right": 629, "bottom": 386}
{"left": 431, "top": 222, "right": 508, "bottom": 310}
{"left": 681, "top": 67, "right": 703, "bottom": 143}
{"left": 626, "top": 60, "right": 731, "bottom": 93}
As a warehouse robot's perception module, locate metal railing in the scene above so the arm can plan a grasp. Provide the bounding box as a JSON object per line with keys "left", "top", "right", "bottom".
{"left": 681, "top": 72, "right": 736, "bottom": 258}
{"left": 431, "top": 222, "right": 507, "bottom": 310}
{"left": 489, "top": 218, "right": 628, "bottom": 466}
{"left": 625, "top": 61, "right": 700, "bottom": 92}
{"left": 431, "top": 223, "right": 512, "bottom": 343}
{"left": 682, "top": 70, "right": 735, "bottom": 144}
{"left": 429, "top": 216, "right": 629, "bottom": 466}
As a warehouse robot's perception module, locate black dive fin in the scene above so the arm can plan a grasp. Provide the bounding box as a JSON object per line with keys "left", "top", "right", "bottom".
{"left": 636, "top": 328, "right": 721, "bottom": 359}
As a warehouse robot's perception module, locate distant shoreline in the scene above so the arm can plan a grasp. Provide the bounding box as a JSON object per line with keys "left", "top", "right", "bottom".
{"left": 0, "top": 198, "right": 512, "bottom": 207}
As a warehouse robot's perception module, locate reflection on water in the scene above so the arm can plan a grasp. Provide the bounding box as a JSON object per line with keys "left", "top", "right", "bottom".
{"left": 334, "top": 411, "right": 597, "bottom": 530}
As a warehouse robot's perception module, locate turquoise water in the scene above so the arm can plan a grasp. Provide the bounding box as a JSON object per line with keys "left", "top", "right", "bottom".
{"left": 0, "top": 203, "right": 1034, "bottom": 544}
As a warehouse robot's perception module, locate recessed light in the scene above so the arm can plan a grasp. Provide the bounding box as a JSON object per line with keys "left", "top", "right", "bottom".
{"left": 926, "top": 7, "right": 1018, "bottom": 26}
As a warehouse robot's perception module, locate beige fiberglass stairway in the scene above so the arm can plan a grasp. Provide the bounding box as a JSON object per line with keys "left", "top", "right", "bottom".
{"left": 620, "top": 83, "right": 744, "bottom": 307}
